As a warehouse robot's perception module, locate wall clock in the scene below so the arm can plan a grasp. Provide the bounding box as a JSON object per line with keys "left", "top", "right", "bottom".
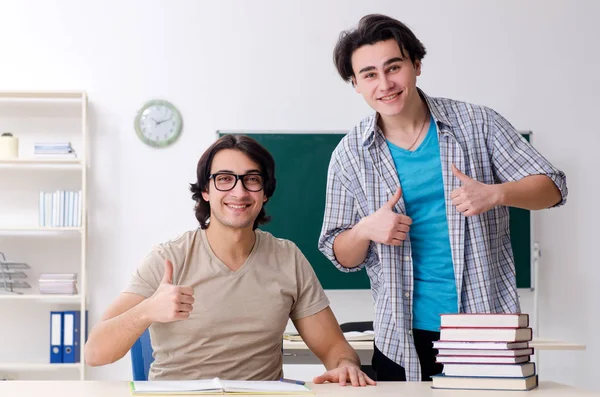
{"left": 134, "top": 99, "right": 183, "bottom": 148}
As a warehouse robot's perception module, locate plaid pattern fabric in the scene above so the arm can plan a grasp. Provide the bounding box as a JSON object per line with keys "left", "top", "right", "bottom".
{"left": 318, "top": 90, "right": 568, "bottom": 381}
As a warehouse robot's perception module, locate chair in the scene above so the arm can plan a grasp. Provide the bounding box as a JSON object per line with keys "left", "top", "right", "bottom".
{"left": 340, "top": 321, "right": 373, "bottom": 333}
{"left": 131, "top": 328, "right": 154, "bottom": 381}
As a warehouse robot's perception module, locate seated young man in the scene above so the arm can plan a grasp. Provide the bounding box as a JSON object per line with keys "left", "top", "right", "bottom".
{"left": 84, "top": 134, "right": 375, "bottom": 387}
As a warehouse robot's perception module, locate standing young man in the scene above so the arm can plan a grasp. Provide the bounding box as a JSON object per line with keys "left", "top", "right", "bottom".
{"left": 85, "top": 134, "right": 375, "bottom": 386}
{"left": 318, "top": 14, "right": 567, "bottom": 382}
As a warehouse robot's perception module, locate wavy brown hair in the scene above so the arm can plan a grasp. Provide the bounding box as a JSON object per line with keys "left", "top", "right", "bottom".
{"left": 333, "top": 14, "right": 427, "bottom": 84}
{"left": 190, "top": 134, "right": 276, "bottom": 230}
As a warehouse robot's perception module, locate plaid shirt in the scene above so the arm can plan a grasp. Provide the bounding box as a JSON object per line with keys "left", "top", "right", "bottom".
{"left": 318, "top": 90, "right": 568, "bottom": 381}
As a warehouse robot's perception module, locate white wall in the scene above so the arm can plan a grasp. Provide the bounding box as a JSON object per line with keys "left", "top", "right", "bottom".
{"left": 0, "top": 0, "right": 598, "bottom": 389}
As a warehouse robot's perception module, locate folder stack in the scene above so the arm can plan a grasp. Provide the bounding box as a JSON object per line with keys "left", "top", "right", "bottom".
{"left": 39, "top": 273, "right": 77, "bottom": 295}
{"left": 50, "top": 310, "right": 87, "bottom": 363}
{"left": 431, "top": 313, "right": 538, "bottom": 391}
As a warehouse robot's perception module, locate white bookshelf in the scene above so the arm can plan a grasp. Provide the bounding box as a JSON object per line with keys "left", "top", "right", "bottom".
{"left": 0, "top": 91, "right": 88, "bottom": 380}
{"left": 0, "top": 363, "right": 82, "bottom": 371}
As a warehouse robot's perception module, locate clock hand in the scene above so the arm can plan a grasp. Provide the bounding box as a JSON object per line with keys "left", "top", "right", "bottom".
{"left": 156, "top": 117, "right": 173, "bottom": 125}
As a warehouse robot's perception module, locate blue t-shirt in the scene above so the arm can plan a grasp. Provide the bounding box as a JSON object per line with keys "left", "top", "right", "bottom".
{"left": 386, "top": 116, "right": 458, "bottom": 331}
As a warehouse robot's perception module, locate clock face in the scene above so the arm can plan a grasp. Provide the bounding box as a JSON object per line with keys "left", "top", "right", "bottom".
{"left": 134, "top": 99, "right": 183, "bottom": 148}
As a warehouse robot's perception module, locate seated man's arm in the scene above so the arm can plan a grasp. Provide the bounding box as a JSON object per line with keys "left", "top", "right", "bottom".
{"left": 293, "top": 307, "right": 375, "bottom": 387}
{"left": 84, "top": 259, "right": 194, "bottom": 366}
{"left": 84, "top": 292, "right": 149, "bottom": 366}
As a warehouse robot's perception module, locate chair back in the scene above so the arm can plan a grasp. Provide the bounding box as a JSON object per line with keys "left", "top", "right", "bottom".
{"left": 131, "top": 328, "right": 154, "bottom": 381}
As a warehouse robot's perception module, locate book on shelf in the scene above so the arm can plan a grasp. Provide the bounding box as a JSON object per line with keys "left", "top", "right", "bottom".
{"left": 436, "top": 354, "right": 530, "bottom": 364}
{"left": 442, "top": 362, "right": 536, "bottom": 378}
{"left": 431, "top": 374, "right": 538, "bottom": 391}
{"left": 39, "top": 190, "right": 82, "bottom": 227}
{"left": 440, "top": 313, "right": 529, "bottom": 328}
{"left": 439, "top": 327, "right": 532, "bottom": 342}
{"left": 129, "top": 379, "right": 313, "bottom": 395}
{"left": 34, "top": 142, "right": 76, "bottom": 157}
{"left": 33, "top": 152, "right": 77, "bottom": 158}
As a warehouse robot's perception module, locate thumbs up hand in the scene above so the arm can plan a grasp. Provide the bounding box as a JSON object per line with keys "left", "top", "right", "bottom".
{"left": 450, "top": 164, "right": 501, "bottom": 216}
{"left": 146, "top": 259, "right": 195, "bottom": 323}
{"left": 357, "top": 187, "right": 413, "bottom": 246}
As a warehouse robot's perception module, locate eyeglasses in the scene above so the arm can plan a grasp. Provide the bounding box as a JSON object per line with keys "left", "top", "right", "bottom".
{"left": 209, "top": 172, "right": 264, "bottom": 192}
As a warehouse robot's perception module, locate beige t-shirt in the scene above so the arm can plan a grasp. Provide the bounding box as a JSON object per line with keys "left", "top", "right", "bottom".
{"left": 124, "top": 228, "right": 330, "bottom": 381}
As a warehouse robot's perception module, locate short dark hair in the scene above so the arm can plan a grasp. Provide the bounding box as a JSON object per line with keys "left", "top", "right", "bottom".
{"left": 190, "top": 134, "right": 276, "bottom": 230}
{"left": 333, "top": 14, "right": 427, "bottom": 83}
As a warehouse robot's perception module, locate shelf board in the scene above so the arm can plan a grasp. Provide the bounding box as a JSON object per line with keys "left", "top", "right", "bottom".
{"left": 0, "top": 227, "right": 83, "bottom": 235}
{"left": 0, "top": 158, "right": 83, "bottom": 169}
{"left": 0, "top": 91, "right": 85, "bottom": 99}
{"left": 0, "top": 294, "right": 82, "bottom": 303}
{"left": 0, "top": 362, "right": 82, "bottom": 371}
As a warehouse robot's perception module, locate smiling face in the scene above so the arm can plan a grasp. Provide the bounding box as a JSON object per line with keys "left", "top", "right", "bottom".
{"left": 201, "top": 149, "right": 267, "bottom": 231}
{"left": 351, "top": 39, "right": 422, "bottom": 119}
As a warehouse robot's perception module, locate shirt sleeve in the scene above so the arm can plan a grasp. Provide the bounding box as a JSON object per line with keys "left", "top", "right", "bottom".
{"left": 491, "top": 110, "right": 568, "bottom": 207}
{"left": 318, "top": 147, "right": 379, "bottom": 273}
{"left": 289, "top": 245, "right": 330, "bottom": 321}
{"left": 122, "top": 248, "right": 166, "bottom": 298}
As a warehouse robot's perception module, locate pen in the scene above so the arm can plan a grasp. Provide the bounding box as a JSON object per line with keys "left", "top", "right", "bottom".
{"left": 280, "top": 378, "right": 306, "bottom": 385}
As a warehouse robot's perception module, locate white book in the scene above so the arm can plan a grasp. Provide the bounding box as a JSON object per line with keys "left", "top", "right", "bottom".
{"left": 77, "top": 190, "right": 82, "bottom": 227}
{"left": 436, "top": 354, "right": 530, "bottom": 364}
{"left": 431, "top": 374, "right": 538, "bottom": 391}
{"left": 436, "top": 348, "right": 533, "bottom": 357}
{"left": 439, "top": 327, "right": 532, "bottom": 342}
{"left": 443, "top": 362, "right": 536, "bottom": 378}
{"left": 433, "top": 341, "right": 529, "bottom": 350}
{"left": 38, "top": 191, "right": 44, "bottom": 226}
{"left": 441, "top": 313, "right": 529, "bottom": 328}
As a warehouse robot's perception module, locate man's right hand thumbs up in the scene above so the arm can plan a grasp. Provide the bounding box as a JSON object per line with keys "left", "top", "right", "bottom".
{"left": 146, "top": 259, "right": 195, "bottom": 323}
{"left": 384, "top": 187, "right": 403, "bottom": 209}
{"left": 161, "top": 259, "right": 174, "bottom": 284}
{"left": 356, "top": 187, "right": 412, "bottom": 246}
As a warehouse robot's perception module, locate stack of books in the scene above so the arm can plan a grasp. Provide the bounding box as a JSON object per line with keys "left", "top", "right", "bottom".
{"left": 34, "top": 142, "right": 76, "bottom": 157}
{"left": 39, "top": 273, "right": 78, "bottom": 295}
{"left": 431, "top": 313, "right": 538, "bottom": 391}
{"left": 38, "top": 190, "right": 82, "bottom": 227}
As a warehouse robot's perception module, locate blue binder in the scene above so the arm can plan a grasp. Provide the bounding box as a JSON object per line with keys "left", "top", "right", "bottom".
{"left": 62, "top": 310, "right": 80, "bottom": 363}
{"left": 50, "top": 311, "right": 63, "bottom": 363}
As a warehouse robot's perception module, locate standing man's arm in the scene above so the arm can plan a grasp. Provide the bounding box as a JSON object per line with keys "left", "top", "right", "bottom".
{"left": 319, "top": 152, "right": 412, "bottom": 268}
{"left": 84, "top": 260, "right": 194, "bottom": 366}
{"left": 450, "top": 111, "right": 567, "bottom": 217}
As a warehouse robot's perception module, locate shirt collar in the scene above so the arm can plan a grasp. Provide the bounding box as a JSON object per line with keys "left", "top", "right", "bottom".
{"left": 361, "top": 88, "right": 455, "bottom": 146}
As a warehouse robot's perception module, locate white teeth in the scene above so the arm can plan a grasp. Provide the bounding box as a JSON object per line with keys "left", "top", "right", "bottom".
{"left": 381, "top": 93, "right": 399, "bottom": 100}
{"left": 227, "top": 204, "right": 248, "bottom": 209}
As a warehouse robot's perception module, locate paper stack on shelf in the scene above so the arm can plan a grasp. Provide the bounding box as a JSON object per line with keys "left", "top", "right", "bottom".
{"left": 34, "top": 142, "right": 76, "bottom": 157}
{"left": 39, "top": 273, "right": 78, "bottom": 295}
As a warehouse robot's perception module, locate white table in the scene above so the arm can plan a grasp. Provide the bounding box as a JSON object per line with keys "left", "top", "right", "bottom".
{"left": 283, "top": 338, "right": 586, "bottom": 365}
{"left": 0, "top": 380, "right": 599, "bottom": 396}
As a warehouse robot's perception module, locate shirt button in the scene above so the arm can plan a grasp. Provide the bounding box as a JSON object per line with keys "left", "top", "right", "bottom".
{"left": 404, "top": 292, "right": 410, "bottom": 298}
{"left": 404, "top": 256, "right": 410, "bottom": 261}
{"left": 408, "top": 330, "right": 413, "bottom": 336}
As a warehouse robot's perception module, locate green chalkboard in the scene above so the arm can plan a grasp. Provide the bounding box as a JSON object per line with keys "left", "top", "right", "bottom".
{"left": 217, "top": 131, "right": 532, "bottom": 289}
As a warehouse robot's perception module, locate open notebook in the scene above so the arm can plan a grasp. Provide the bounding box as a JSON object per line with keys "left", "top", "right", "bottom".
{"left": 129, "top": 379, "right": 313, "bottom": 395}
{"left": 283, "top": 330, "right": 374, "bottom": 342}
